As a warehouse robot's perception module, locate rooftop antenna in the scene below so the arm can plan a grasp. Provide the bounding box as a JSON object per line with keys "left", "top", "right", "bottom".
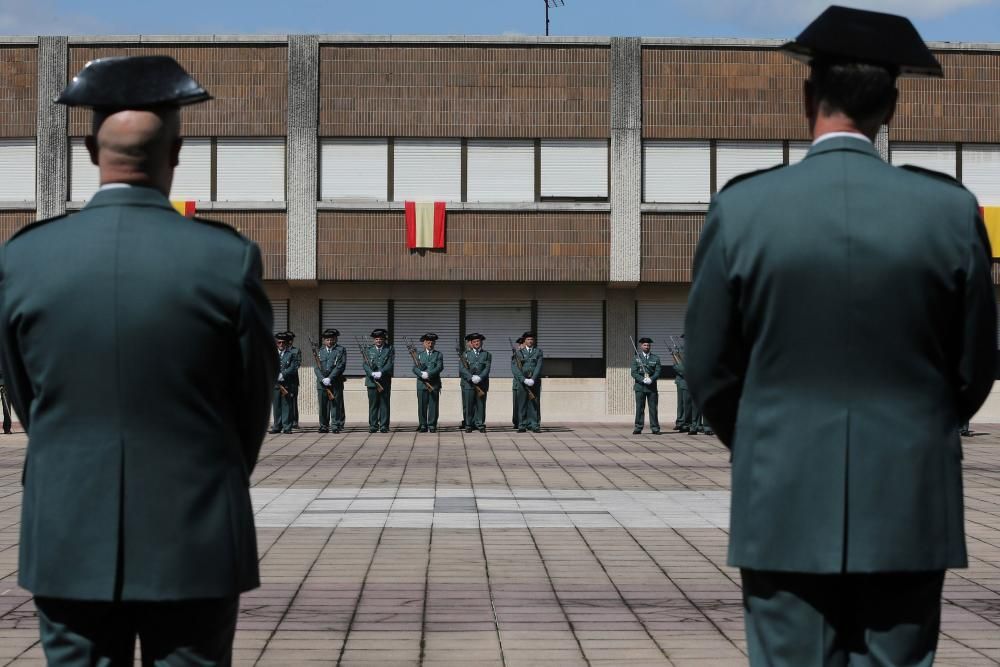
{"left": 544, "top": 0, "right": 565, "bottom": 37}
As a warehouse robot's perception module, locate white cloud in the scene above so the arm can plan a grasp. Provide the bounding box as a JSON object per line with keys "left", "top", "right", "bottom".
{"left": 0, "top": 0, "right": 113, "bottom": 35}
{"left": 679, "top": 0, "right": 996, "bottom": 29}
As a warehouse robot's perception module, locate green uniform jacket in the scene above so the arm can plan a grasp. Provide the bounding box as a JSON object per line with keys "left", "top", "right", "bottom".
{"left": 630, "top": 352, "right": 662, "bottom": 393}
{"left": 412, "top": 349, "right": 443, "bottom": 388}
{"left": 0, "top": 186, "right": 277, "bottom": 600}
{"left": 459, "top": 349, "right": 492, "bottom": 392}
{"left": 314, "top": 345, "right": 346, "bottom": 388}
{"left": 277, "top": 347, "right": 300, "bottom": 387}
{"left": 685, "top": 137, "right": 996, "bottom": 574}
{"left": 672, "top": 357, "right": 687, "bottom": 389}
{"left": 363, "top": 345, "right": 394, "bottom": 388}
{"left": 511, "top": 347, "right": 543, "bottom": 382}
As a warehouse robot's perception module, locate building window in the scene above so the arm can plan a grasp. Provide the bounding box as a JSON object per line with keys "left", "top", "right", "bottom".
{"left": 320, "top": 138, "right": 388, "bottom": 200}
{"left": 961, "top": 145, "right": 1000, "bottom": 205}
{"left": 540, "top": 139, "right": 608, "bottom": 199}
{"left": 69, "top": 138, "right": 100, "bottom": 202}
{"left": 890, "top": 142, "right": 956, "bottom": 177}
{"left": 715, "top": 141, "right": 783, "bottom": 191}
{"left": 170, "top": 138, "right": 212, "bottom": 201}
{"left": 643, "top": 140, "right": 710, "bottom": 203}
{"left": 466, "top": 140, "right": 535, "bottom": 202}
{"left": 216, "top": 138, "right": 285, "bottom": 202}
{"left": 788, "top": 141, "right": 811, "bottom": 164}
{"left": 0, "top": 139, "right": 35, "bottom": 202}
{"left": 393, "top": 139, "right": 461, "bottom": 202}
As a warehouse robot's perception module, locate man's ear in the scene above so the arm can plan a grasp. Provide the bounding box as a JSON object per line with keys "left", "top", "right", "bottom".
{"left": 170, "top": 137, "right": 183, "bottom": 169}
{"left": 84, "top": 135, "right": 99, "bottom": 167}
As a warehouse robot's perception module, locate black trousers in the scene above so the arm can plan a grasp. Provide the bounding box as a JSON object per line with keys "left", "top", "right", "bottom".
{"left": 35, "top": 596, "right": 238, "bottom": 666}
{"left": 741, "top": 569, "right": 945, "bottom": 667}
{"left": 0, "top": 385, "right": 10, "bottom": 433}
{"left": 634, "top": 389, "right": 659, "bottom": 431}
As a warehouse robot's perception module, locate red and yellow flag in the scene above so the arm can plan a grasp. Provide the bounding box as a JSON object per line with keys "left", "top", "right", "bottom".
{"left": 171, "top": 200, "right": 197, "bottom": 218}
{"left": 980, "top": 206, "right": 1000, "bottom": 260}
{"left": 405, "top": 201, "right": 446, "bottom": 249}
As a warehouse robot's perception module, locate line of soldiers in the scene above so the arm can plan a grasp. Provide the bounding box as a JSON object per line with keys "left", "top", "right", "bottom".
{"left": 631, "top": 335, "right": 714, "bottom": 436}
{"left": 271, "top": 328, "right": 545, "bottom": 433}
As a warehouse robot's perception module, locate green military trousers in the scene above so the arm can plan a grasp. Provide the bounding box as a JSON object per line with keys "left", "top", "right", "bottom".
{"left": 675, "top": 385, "right": 690, "bottom": 430}
{"left": 514, "top": 381, "right": 541, "bottom": 430}
{"left": 317, "top": 384, "right": 345, "bottom": 431}
{"left": 741, "top": 569, "right": 945, "bottom": 667}
{"left": 272, "top": 385, "right": 295, "bottom": 432}
{"left": 634, "top": 390, "right": 660, "bottom": 432}
{"left": 417, "top": 384, "right": 440, "bottom": 429}
{"left": 462, "top": 386, "right": 487, "bottom": 429}
{"left": 367, "top": 382, "right": 391, "bottom": 430}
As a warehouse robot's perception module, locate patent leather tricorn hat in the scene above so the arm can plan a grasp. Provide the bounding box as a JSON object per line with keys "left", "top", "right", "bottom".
{"left": 781, "top": 5, "right": 943, "bottom": 78}
{"left": 56, "top": 56, "right": 212, "bottom": 108}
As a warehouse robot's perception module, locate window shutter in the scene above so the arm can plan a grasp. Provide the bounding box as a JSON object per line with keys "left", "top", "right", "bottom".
{"left": 890, "top": 143, "right": 956, "bottom": 177}
{"left": 321, "top": 138, "right": 388, "bottom": 200}
{"left": 716, "top": 141, "right": 783, "bottom": 190}
{"left": 70, "top": 138, "right": 100, "bottom": 202}
{"left": 321, "top": 300, "right": 389, "bottom": 375}
{"left": 540, "top": 140, "right": 608, "bottom": 198}
{"left": 643, "top": 141, "right": 710, "bottom": 203}
{"left": 170, "top": 138, "right": 212, "bottom": 201}
{"left": 270, "top": 299, "right": 289, "bottom": 333}
{"left": 466, "top": 140, "right": 534, "bottom": 202}
{"left": 392, "top": 301, "right": 461, "bottom": 376}
{"left": 393, "top": 139, "right": 461, "bottom": 202}
{"left": 962, "top": 144, "right": 1000, "bottom": 205}
{"left": 465, "top": 302, "right": 532, "bottom": 378}
{"left": 788, "top": 141, "right": 811, "bottom": 164}
{"left": 637, "top": 299, "right": 687, "bottom": 366}
{"left": 0, "top": 139, "right": 35, "bottom": 201}
{"left": 216, "top": 138, "right": 285, "bottom": 202}
{"left": 536, "top": 301, "right": 603, "bottom": 358}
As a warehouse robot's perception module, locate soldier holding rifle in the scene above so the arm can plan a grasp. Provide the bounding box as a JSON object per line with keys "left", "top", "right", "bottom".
{"left": 630, "top": 337, "right": 662, "bottom": 435}
{"left": 669, "top": 335, "right": 690, "bottom": 432}
{"left": 313, "top": 329, "right": 346, "bottom": 433}
{"left": 408, "top": 334, "right": 443, "bottom": 432}
{"left": 359, "top": 329, "right": 393, "bottom": 433}
{"left": 271, "top": 332, "right": 299, "bottom": 434}
{"left": 459, "top": 333, "right": 491, "bottom": 433}
{"left": 511, "top": 331, "right": 543, "bottom": 433}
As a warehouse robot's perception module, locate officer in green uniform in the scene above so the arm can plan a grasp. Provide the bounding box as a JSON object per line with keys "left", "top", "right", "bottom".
{"left": 0, "top": 56, "right": 277, "bottom": 665}
{"left": 459, "top": 333, "right": 491, "bottom": 433}
{"left": 271, "top": 332, "right": 299, "bottom": 434}
{"left": 315, "top": 328, "right": 346, "bottom": 433}
{"left": 512, "top": 331, "right": 543, "bottom": 433}
{"left": 285, "top": 330, "right": 302, "bottom": 429}
{"left": 364, "top": 328, "right": 394, "bottom": 433}
{"left": 631, "top": 337, "right": 662, "bottom": 435}
{"left": 511, "top": 336, "right": 524, "bottom": 430}
{"left": 672, "top": 342, "right": 690, "bottom": 432}
{"left": 684, "top": 9, "right": 997, "bottom": 665}
{"left": 413, "top": 333, "right": 443, "bottom": 432}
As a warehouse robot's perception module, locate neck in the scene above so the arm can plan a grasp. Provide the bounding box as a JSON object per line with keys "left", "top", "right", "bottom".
{"left": 812, "top": 112, "right": 878, "bottom": 142}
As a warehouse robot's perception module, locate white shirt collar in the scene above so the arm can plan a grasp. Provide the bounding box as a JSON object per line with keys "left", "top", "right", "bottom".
{"left": 98, "top": 183, "right": 134, "bottom": 191}
{"left": 811, "top": 131, "right": 872, "bottom": 146}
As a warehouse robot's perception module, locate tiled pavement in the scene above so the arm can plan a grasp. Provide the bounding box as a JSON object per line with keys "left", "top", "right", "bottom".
{"left": 0, "top": 424, "right": 998, "bottom": 665}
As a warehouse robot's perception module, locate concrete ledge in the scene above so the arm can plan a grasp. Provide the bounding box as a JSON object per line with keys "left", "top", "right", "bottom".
{"left": 65, "top": 201, "right": 287, "bottom": 211}
{"left": 641, "top": 203, "right": 710, "bottom": 213}
{"left": 67, "top": 35, "right": 288, "bottom": 44}
{"left": 0, "top": 36, "right": 37, "bottom": 44}
{"left": 317, "top": 201, "right": 610, "bottom": 212}
{"left": 0, "top": 202, "right": 36, "bottom": 210}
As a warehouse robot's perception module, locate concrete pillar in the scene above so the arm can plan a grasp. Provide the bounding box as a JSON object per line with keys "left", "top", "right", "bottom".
{"left": 609, "top": 37, "right": 642, "bottom": 287}
{"left": 605, "top": 289, "right": 636, "bottom": 416}
{"left": 286, "top": 35, "right": 319, "bottom": 281}
{"left": 290, "top": 284, "right": 320, "bottom": 422}
{"left": 875, "top": 124, "right": 889, "bottom": 161}
{"left": 36, "top": 36, "right": 68, "bottom": 220}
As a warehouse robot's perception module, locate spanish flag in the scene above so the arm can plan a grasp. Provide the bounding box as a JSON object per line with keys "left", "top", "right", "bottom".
{"left": 405, "top": 201, "right": 446, "bottom": 249}
{"left": 171, "top": 200, "right": 196, "bottom": 218}
{"left": 980, "top": 206, "right": 1000, "bottom": 260}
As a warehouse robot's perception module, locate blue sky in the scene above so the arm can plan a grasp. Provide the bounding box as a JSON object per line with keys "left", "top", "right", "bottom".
{"left": 2, "top": 0, "right": 999, "bottom": 42}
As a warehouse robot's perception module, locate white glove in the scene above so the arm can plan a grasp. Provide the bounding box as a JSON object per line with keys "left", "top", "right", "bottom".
{"left": 471, "top": 375, "right": 481, "bottom": 384}
{"left": 372, "top": 371, "right": 382, "bottom": 379}
{"left": 278, "top": 373, "right": 284, "bottom": 382}
{"left": 643, "top": 377, "right": 652, "bottom": 385}
{"left": 322, "top": 377, "right": 332, "bottom": 386}
{"left": 421, "top": 371, "right": 429, "bottom": 380}
{"left": 524, "top": 378, "right": 535, "bottom": 387}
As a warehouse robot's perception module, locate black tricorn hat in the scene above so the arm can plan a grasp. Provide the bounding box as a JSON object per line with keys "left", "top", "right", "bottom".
{"left": 781, "top": 6, "right": 942, "bottom": 78}
{"left": 420, "top": 333, "right": 439, "bottom": 342}
{"left": 465, "top": 333, "right": 485, "bottom": 341}
{"left": 322, "top": 328, "right": 339, "bottom": 338}
{"left": 56, "top": 56, "right": 213, "bottom": 109}
{"left": 275, "top": 332, "right": 292, "bottom": 342}
{"left": 521, "top": 331, "right": 536, "bottom": 339}
{"left": 285, "top": 330, "right": 296, "bottom": 339}
{"left": 516, "top": 336, "right": 525, "bottom": 344}
{"left": 638, "top": 337, "right": 653, "bottom": 344}
{"left": 370, "top": 328, "right": 388, "bottom": 338}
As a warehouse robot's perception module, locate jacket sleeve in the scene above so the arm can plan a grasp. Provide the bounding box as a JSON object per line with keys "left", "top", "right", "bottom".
{"left": 480, "top": 352, "right": 492, "bottom": 379}
{"left": 629, "top": 357, "right": 642, "bottom": 382}
{"left": 286, "top": 348, "right": 301, "bottom": 375}
{"left": 957, "top": 204, "right": 997, "bottom": 422}
{"left": 332, "top": 348, "right": 346, "bottom": 378}
{"left": 511, "top": 352, "right": 525, "bottom": 382}
{"left": 314, "top": 353, "right": 324, "bottom": 381}
{"left": 0, "top": 247, "right": 34, "bottom": 434}
{"left": 382, "top": 346, "right": 394, "bottom": 376}
{"left": 458, "top": 353, "right": 472, "bottom": 381}
{"left": 533, "top": 349, "right": 543, "bottom": 378}
{"left": 684, "top": 199, "right": 748, "bottom": 448}
{"left": 650, "top": 356, "right": 662, "bottom": 382}
{"left": 362, "top": 349, "right": 373, "bottom": 378}
{"left": 236, "top": 243, "right": 279, "bottom": 473}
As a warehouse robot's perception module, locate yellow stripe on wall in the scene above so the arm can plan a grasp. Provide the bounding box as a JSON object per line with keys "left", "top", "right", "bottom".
{"left": 984, "top": 207, "right": 1000, "bottom": 260}
{"left": 414, "top": 202, "right": 435, "bottom": 248}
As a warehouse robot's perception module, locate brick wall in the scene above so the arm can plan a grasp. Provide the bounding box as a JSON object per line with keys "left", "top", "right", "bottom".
{"left": 317, "top": 210, "right": 609, "bottom": 281}
{"left": 0, "top": 210, "right": 37, "bottom": 243}
{"left": 209, "top": 211, "right": 286, "bottom": 280}
{"left": 640, "top": 213, "right": 705, "bottom": 283}
{"left": 68, "top": 46, "right": 287, "bottom": 137}
{"left": 0, "top": 47, "right": 37, "bottom": 138}
{"left": 319, "top": 46, "right": 610, "bottom": 138}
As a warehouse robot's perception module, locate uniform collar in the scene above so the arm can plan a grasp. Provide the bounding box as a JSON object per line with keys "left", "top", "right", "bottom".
{"left": 805, "top": 135, "right": 882, "bottom": 161}
{"left": 82, "top": 185, "right": 177, "bottom": 212}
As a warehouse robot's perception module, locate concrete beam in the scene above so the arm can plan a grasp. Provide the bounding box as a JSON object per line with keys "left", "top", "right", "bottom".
{"left": 605, "top": 289, "right": 637, "bottom": 416}
{"left": 609, "top": 37, "right": 642, "bottom": 288}
{"left": 36, "top": 36, "right": 68, "bottom": 220}
{"left": 286, "top": 34, "right": 319, "bottom": 281}
{"left": 876, "top": 124, "right": 889, "bottom": 161}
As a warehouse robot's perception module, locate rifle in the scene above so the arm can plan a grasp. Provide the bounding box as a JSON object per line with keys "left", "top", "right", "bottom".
{"left": 669, "top": 335, "right": 685, "bottom": 366}
{"left": 275, "top": 346, "right": 290, "bottom": 396}
{"left": 308, "top": 336, "right": 336, "bottom": 401}
{"left": 355, "top": 336, "right": 384, "bottom": 393}
{"left": 630, "top": 335, "right": 652, "bottom": 380}
{"left": 508, "top": 337, "right": 537, "bottom": 402}
{"left": 456, "top": 341, "right": 487, "bottom": 399}
{"left": 405, "top": 337, "right": 438, "bottom": 393}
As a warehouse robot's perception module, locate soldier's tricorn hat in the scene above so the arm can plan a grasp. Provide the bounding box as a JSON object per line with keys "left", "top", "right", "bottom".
{"left": 370, "top": 328, "right": 388, "bottom": 338}
{"left": 781, "top": 6, "right": 942, "bottom": 78}
{"left": 322, "top": 328, "right": 339, "bottom": 338}
{"left": 521, "top": 331, "right": 536, "bottom": 339}
{"left": 420, "top": 333, "right": 438, "bottom": 342}
{"left": 516, "top": 336, "right": 525, "bottom": 344}
{"left": 638, "top": 337, "right": 653, "bottom": 344}
{"left": 285, "top": 330, "right": 296, "bottom": 339}
{"left": 275, "top": 332, "right": 292, "bottom": 342}
{"left": 56, "top": 56, "right": 213, "bottom": 109}
{"left": 465, "top": 333, "right": 485, "bottom": 341}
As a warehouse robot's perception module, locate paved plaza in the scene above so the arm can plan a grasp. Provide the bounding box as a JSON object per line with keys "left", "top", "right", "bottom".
{"left": 0, "top": 423, "right": 997, "bottom": 665}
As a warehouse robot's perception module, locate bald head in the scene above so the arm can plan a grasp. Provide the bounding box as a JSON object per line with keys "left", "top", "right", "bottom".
{"left": 85, "top": 108, "right": 182, "bottom": 196}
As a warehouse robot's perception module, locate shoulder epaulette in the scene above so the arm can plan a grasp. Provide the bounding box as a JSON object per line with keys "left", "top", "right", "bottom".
{"left": 7, "top": 213, "right": 71, "bottom": 243}
{"left": 718, "top": 164, "right": 785, "bottom": 193}
{"left": 191, "top": 216, "right": 240, "bottom": 236}
{"left": 899, "top": 164, "right": 967, "bottom": 189}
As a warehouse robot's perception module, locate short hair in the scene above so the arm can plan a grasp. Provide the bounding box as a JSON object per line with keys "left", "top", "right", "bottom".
{"left": 809, "top": 59, "right": 897, "bottom": 130}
